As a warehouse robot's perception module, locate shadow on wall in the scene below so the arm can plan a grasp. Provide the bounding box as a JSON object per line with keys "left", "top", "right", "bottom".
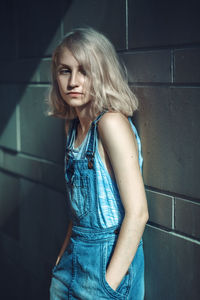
{"left": 0, "top": 0, "right": 74, "bottom": 135}
{"left": 0, "top": 1, "right": 73, "bottom": 299}
{"left": 0, "top": 0, "right": 126, "bottom": 142}
{"left": 0, "top": 1, "right": 128, "bottom": 299}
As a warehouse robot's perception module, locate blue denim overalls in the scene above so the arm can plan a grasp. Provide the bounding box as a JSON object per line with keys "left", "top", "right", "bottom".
{"left": 50, "top": 112, "right": 144, "bottom": 300}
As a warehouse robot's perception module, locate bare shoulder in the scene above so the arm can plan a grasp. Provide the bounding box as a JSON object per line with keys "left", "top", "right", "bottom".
{"left": 98, "top": 112, "right": 138, "bottom": 156}
{"left": 98, "top": 112, "right": 134, "bottom": 140}
{"left": 98, "top": 112, "right": 130, "bottom": 133}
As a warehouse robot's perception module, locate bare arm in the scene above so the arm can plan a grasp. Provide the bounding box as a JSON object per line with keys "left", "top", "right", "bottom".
{"left": 98, "top": 112, "right": 149, "bottom": 290}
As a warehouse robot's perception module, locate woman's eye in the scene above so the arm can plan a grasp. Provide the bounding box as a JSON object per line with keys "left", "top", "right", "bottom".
{"left": 59, "top": 69, "right": 70, "bottom": 75}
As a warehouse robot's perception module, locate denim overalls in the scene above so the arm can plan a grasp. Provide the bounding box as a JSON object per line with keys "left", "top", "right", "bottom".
{"left": 50, "top": 112, "right": 144, "bottom": 300}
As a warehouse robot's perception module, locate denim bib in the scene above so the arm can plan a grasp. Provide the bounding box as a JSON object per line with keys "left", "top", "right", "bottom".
{"left": 65, "top": 111, "right": 109, "bottom": 228}
{"left": 65, "top": 112, "right": 143, "bottom": 229}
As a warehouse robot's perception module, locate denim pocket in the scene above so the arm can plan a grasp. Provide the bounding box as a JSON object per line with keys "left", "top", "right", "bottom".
{"left": 101, "top": 242, "right": 132, "bottom": 299}
{"left": 51, "top": 243, "right": 73, "bottom": 288}
{"left": 66, "top": 174, "right": 91, "bottom": 220}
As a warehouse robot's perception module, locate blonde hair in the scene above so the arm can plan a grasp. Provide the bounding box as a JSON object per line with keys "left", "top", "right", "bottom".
{"left": 48, "top": 27, "right": 138, "bottom": 119}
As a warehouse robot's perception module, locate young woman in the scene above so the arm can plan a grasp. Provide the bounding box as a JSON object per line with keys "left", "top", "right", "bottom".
{"left": 49, "top": 27, "right": 149, "bottom": 300}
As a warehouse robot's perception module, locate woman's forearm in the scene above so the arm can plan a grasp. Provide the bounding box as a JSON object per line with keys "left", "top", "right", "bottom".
{"left": 106, "top": 212, "right": 148, "bottom": 290}
{"left": 55, "top": 220, "right": 73, "bottom": 265}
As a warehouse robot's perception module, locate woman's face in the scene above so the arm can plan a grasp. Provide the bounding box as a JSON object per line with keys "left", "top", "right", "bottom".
{"left": 56, "top": 47, "right": 92, "bottom": 109}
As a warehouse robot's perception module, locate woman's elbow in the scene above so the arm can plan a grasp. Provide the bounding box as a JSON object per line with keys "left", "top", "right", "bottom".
{"left": 137, "top": 208, "right": 149, "bottom": 225}
{"left": 143, "top": 209, "right": 149, "bottom": 224}
{"left": 126, "top": 207, "right": 149, "bottom": 225}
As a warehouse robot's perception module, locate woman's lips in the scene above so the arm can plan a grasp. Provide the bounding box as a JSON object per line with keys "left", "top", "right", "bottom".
{"left": 67, "top": 92, "right": 83, "bottom": 96}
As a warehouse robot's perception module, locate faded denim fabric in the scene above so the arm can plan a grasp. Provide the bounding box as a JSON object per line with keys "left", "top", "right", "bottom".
{"left": 50, "top": 112, "right": 145, "bottom": 299}
{"left": 50, "top": 226, "right": 144, "bottom": 300}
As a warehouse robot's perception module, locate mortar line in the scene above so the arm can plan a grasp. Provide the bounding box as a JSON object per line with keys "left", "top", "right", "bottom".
{"left": 172, "top": 197, "right": 175, "bottom": 230}
{"left": 18, "top": 152, "right": 63, "bottom": 166}
{"left": 125, "top": 0, "right": 128, "bottom": 50}
{"left": 147, "top": 224, "right": 200, "bottom": 245}
{"left": 171, "top": 49, "right": 174, "bottom": 83}
{"left": 16, "top": 104, "right": 21, "bottom": 151}
{"left": 145, "top": 185, "right": 200, "bottom": 203}
{"left": 61, "top": 17, "right": 64, "bottom": 38}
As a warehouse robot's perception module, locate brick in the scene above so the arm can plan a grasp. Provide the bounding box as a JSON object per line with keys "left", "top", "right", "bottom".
{"left": 19, "top": 179, "right": 69, "bottom": 265}
{"left": 17, "top": 0, "right": 65, "bottom": 57}
{"left": 0, "top": 84, "right": 22, "bottom": 150}
{"left": 175, "top": 198, "right": 200, "bottom": 239}
{"left": 0, "top": 149, "right": 3, "bottom": 165}
{"left": 128, "top": 0, "right": 200, "bottom": 49}
{"left": 143, "top": 225, "right": 200, "bottom": 300}
{"left": 0, "top": 171, "right": 20, "bottom": 239}
{"left": 120, "top": 50, "right": 171, "bottom": 83}
{"left": 0, "top": 150, "right": 65, "bottom": 193}
{"left": 0, "top": 59, "right": 39, "bottom": 83}
{"left": 38, "top": 59, "right": 51, "bottom": 83}
{"left": 19, "top": 85, "right": 65, "bottom": 163}
{"left": 0, "top": 231, "right": 50, "bottom": 300}
{"left": 0, "top": 1, "right": 17, "bottom": 58}
{"left": 146, "top": 189, "right": 173, "bottom": 229}
{"left": 0, "top": 109, "right": 17, "bottom": 150}
{"left": 174, "top": 48, "right": 200, "bottom": 83}
{"left": 0, "top": 176, "right": 69, "bottom": 299}
{"left": 63, "top": 0, "right": 126, "bottom": 50}
{"left": 133, "top": 86, "right": 200, "bottom": 199}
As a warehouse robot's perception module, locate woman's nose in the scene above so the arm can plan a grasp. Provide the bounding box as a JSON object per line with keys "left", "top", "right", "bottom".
{"left": 68, "top": 71, "right": 78, "bottom": 88}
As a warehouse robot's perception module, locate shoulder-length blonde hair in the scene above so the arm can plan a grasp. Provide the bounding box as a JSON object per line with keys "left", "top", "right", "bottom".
{"left": 48, "top": 27, "right": 138, "bottom": 119}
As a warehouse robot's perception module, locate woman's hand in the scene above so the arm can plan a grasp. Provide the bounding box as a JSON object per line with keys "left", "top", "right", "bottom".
{"left": 106, "top": 271, "right": 120, "bottom": 291}
{"left": 55, "top": 256, "right": 61, "bottom": 266}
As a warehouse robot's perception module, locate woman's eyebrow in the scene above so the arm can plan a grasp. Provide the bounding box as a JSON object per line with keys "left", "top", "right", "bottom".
{"left": 57, "top": 63, "right": 71, "bottom": 68}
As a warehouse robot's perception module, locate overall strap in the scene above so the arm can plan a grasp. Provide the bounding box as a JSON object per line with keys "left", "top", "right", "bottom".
{"left": 85, "top": 111, "right": 107, "bottom": 169}
{"left": 65, "top": 118, "right": 78, "bottom": 161}
{"left": 93, "top": 110, "right": 107, "bottom": 125}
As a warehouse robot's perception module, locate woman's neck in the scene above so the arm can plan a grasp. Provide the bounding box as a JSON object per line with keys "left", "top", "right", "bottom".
{"left": 74, "top": 111, "right": 93, "bottom": 148}
{"left": 75, "top": 105, "right": 97, "bottom": 134}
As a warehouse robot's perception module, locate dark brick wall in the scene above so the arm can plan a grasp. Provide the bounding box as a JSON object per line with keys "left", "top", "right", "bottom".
{"left": 126, "top": 1, "right": 200, "bottom": 299}
{"left": 0, "top": 1, "right": 199, "bottom": 299}
{"left": 0, "top": 1, "right": 69, "bottom": 299}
